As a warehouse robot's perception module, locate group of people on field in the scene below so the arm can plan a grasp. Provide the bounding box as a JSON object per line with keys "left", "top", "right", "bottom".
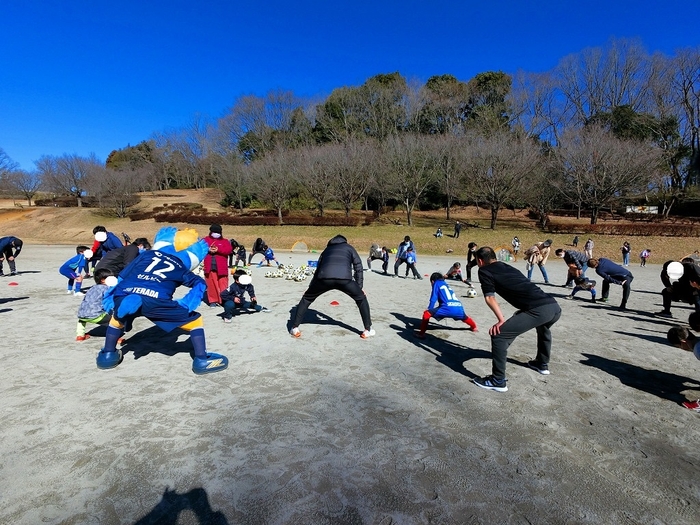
{"left": 9, "top": 220, "right": 699, "bottom": 408}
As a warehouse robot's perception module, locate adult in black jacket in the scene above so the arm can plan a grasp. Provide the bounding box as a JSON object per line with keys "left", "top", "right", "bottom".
{"left": 0, "top": 236, "right": 23, "bottom": 276}
{"left": 657, "top": 259, "right": 700, "bottom": 317}
{"left": 95, "top": 238, "right": 151, "bottom": 276}
{"left": 248, "top": 237, "right": 266, "bottom": 266}
{"left": 290, "top": 235, "right": 374, "bottom": 339}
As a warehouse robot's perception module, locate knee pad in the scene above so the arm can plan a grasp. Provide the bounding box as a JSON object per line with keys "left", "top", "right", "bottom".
{"left": 192, "top": 353, "right": 229, "bottom": 375}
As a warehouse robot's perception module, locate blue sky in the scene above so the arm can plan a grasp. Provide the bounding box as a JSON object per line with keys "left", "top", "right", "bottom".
{"left": 1, "top": 1, "right": 698, "bottom": 171}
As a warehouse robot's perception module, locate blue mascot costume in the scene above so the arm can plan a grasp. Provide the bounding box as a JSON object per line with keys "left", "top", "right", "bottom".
{"left": 97, "top": 226, "right": 228, "bottom": 374}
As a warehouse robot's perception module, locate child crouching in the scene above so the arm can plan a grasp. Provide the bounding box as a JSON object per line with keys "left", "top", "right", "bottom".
{"left": 221, "top": 269, "right": 269, "bottom": 322}
{"left": 566, "top": 276, "right": 597, "bottom": 302}
{"left": 416, "top": 272, "right": 477, "bottom": 338}
{"left": 444, "top": 262, "right": 467, "bottom": 282}
{"left": 76, "top": 268, "right": 120, "bottom": 342}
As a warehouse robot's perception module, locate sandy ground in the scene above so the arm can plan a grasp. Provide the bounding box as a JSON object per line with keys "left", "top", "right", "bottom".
{"left": 1, "top": 246, "right": 699, "bottom": 525}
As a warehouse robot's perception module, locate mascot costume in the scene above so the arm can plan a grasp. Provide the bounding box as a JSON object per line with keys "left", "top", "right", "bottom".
{"left": 96, "top": 226, "right": 228, "bottom": 374}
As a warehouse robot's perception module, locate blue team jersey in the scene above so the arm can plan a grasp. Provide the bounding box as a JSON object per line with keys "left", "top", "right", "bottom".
{"left": 264, "top": 247, "right": 274, "bottom": 259}
{"left": 428, "top": 280, "right": 465, "bottom": 319}
{"left": 60, "top": 253, "right": 88, "bottom": 274}
{"left": 113, "top": 249, "right": 203, "bottom": 300}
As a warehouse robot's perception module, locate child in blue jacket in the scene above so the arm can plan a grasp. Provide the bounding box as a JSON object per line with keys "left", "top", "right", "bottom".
{"left": 404, "top": 246, "right": 422, "bottom": 279}
{"left": 416, "top": 273, "right": 478, "bottom": 338}
{"left": 257, "top": 244, "right": 279, "bottom": 267}
{"left": 59, "top": 246, "right": 93, "bottom": 295}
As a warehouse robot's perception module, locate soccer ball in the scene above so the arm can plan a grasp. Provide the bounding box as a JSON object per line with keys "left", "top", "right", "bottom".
{"left": 466, "top": 287, "right": 478, "bottom": 298}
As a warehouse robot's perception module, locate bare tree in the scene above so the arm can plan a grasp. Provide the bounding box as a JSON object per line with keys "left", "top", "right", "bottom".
{"left": 248, "top": 148, "right": 299, "bottom": 224}
{"left": 36, "top": 153, "right": 101, "bottom": 207}
{"left": 554, "top": 126, "right": 663, "bottom": 223}
{"left": 670, "top": 48, "right": 700, "bottom": 185}
{"left": 0, "top": 148, "right": 18, "bottom": 176}
{"left": 296, "top": 145, "right": 336, "bottom": 217}
{"left": 384, "top": 134, "right": 436, "bottom": 226}
{"left": 428, "top": 134, "right": 462, "bottom": 220}
{"left": 211, "top": 153, "right": 251, "bottom": 212}
{"left": 510, "top": 70, "right": 570, "bottom": 144}
{"left": 5, "top": 170, "right": 43, "bottom": 206}
{"left": 460, "top": 132, "right": 541, "bottom": 229}
{"left": 88, "top": 166, "right": 145, "bottom": 217}
{"left": 218, "top": 90, "right": 307, "bottom": 160}
{"left": 554, "top": 39, "right": 654, "bottom": 127}
{"left": 330, "top": 139, "right": 376, "bottom": 217}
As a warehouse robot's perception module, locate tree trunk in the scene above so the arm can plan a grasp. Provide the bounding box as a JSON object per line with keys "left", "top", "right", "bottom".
{"left": 490, "top": 206, "right": 498, "bottom": 229}
{"left": 277, "top": 207, "right": 284, "bottom": 225}
{"left": 590, "top": 207, "right": 599, "bottom": 224}
{"left": 405, "top": 197, "right": 413, "bottom": 227}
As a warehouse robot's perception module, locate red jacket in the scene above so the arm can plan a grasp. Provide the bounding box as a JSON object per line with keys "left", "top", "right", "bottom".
{"left": 203, "top": 236, "right": 233, "bottom": 276}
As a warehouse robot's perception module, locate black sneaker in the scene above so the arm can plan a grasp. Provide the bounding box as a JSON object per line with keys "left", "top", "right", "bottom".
{"left": 655, "top": 310, "right": 673, "bottom": 318}
{"left": 472, "top": 375, "right": 508, "bottom": 392}
{"left": 527, "top": 360, "right": 550, "bottom": 375}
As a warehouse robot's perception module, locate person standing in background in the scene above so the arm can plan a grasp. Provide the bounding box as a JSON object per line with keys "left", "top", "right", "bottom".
{"left": 203, "top": 224, "right": 232, "bottom": 307}
{"left": 621, "top": 242, "right": 631, "bottom": 266}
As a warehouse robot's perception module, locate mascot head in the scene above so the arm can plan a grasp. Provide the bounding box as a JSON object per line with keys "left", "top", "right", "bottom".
{"left": 151, "top": 226, "right": 209, "bottom": 271}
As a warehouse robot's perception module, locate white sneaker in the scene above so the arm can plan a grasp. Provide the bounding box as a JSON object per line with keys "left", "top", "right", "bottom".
{"left": 360, "top": 329, "right": 376, "bottom": 339}
{"left": 290, "top": 327, "right": 301, "bottom": 338}
{"left": 66, "top": 289, "right": 73, "bottom": 294}
{"left": 74, "top": 291, "right": 85, "bottom": 296}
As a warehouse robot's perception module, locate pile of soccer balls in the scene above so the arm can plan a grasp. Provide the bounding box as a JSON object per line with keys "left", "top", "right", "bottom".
{"left": 264, "top": 263, "right": 315, "bottom": 282}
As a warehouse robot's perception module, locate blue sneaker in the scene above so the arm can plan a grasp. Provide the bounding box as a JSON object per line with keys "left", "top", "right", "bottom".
{"left": 96, "top": 349, "right": 123, "bottom": 370}
{"left": 192, "top": 353, "right": 229, "bottom": 375}
{"left": 473, "top": 375, "right": 508, "bottom": 392}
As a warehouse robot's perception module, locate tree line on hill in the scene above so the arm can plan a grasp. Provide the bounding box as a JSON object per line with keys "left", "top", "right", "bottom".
{"left": 1, "top": 39, "right": 698, "bottom": 228}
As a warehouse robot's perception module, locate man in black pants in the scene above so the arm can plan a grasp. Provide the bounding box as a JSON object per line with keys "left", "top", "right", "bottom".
{"left": 587, "top": 257, "right": 634, "bottom": 310}
{"left": 290, "top": 235, "right": 374, "bottom": 339}
{"left": 657, "top": 260, "right": 700, "bottom": 317}
{"left": 472, "top": 246, "right": 562, "bottom": 392}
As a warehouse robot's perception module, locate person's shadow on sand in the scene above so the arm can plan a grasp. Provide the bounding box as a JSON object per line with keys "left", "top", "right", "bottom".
{"left": 391, "top": 312, "right": 494, "bottom": 378}
{"left": 134, "top": 486, "right": 229, "bottom": 525}
{"left": 286, "top": 307, "right": 362, "bottom": 335}
{"left": 580, "top": 352, "right": 700, "bottom": 404}
{"left": 120, "top": 326, "right": 197, "bottom": 360}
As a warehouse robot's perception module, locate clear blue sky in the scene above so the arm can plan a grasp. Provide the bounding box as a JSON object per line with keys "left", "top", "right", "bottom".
{"left": 1, "top": 1, "right": 698, "bottom": 171}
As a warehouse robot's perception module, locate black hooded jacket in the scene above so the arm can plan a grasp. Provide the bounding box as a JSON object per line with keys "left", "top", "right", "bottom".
{"left": 314, "top": 235, "right": 364, "bottom": 288}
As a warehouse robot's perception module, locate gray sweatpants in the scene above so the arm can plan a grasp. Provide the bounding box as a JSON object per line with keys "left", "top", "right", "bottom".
{"left": 491, "top": 302, "right": 561, "bottom": 381}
